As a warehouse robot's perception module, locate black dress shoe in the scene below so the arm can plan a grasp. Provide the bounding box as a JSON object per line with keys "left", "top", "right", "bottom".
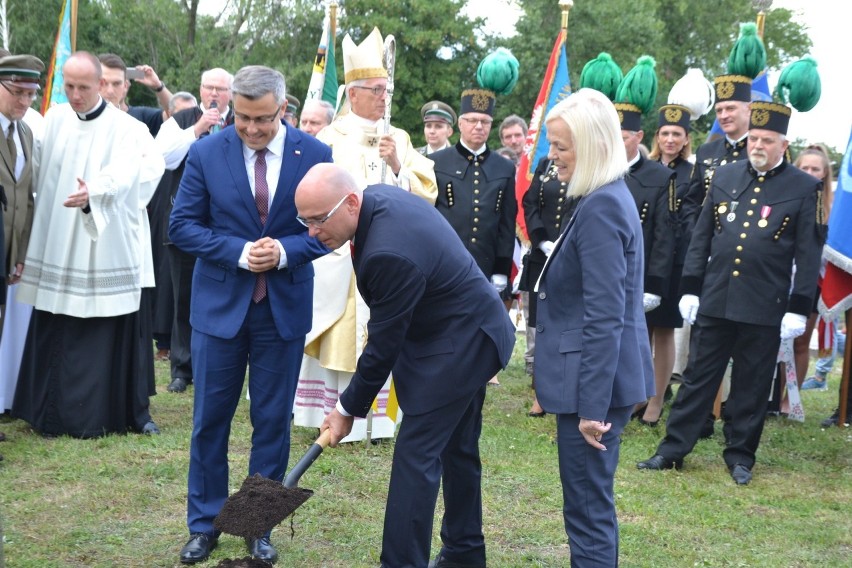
{"left": 167, "top": 377, "right": 191, "bottom": 393}
{"left": 428, "top": 553, "right": 486, "bottom": 568}
{"left": 637, "top": 454, "right": 683, "bottom": 471}
{"left": 180, "top": 533, "right": 217, "bottom": 564}
{"left": 820, "top": 409, "right": 852, "bottom": 428}
{"left": 246, "top": 536, "right": 278, "bottom": 563}
{"left": 729, "top": 463, "right": 752, "bottom": 485}
{"left": 141, "top": 420, "right": 161, "bottom": 435}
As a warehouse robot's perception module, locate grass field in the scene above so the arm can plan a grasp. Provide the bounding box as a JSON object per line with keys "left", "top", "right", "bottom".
{"left": 1, "top": 335, "right": 850, "bottom": 567}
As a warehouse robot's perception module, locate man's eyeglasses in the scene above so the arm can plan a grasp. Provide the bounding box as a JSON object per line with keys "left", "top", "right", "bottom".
{"left": 201, "top": 84, "right": 231, "bottom": 93}
{"left": 234, "top": 112, "right": 280, "bottom": 125}
{"left": 352, "top": 85, "right": 389, "bottom": 97}
{"left": 460, "top": 117, "right": 493, "bottom": 127}
{"left": 297, "top": 194, "right": 350, "bottom": 228}
{"left": 1, "top": 82, "right": 37, "bottom": 102}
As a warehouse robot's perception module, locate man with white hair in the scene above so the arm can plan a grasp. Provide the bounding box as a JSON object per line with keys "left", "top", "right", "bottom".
{"left": 299, "top": 98, "right": 334, "bottom": 136}
{"left": 155, "top": 68, "right": 234, "bottom": 393}
{"left": 638, "top": 102, "right": 824, "bottom": 485}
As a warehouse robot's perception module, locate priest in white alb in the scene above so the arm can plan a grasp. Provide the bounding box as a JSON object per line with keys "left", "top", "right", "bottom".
{"left": 12, "top": 51, "right": 165, "bottom": 438}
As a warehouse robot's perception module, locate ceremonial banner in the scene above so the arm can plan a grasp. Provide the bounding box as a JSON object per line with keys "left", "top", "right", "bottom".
{"left": 40, "top": 0, "right": 76, "bottom": 113}
{"left": 819, "top": 127, "right": 852, "bottom": 319}
{"left": 515, "top": 29, "right": 571, "bottom": 241}
{"left": 305, "top": 2, "right": 339, "bottom": 108}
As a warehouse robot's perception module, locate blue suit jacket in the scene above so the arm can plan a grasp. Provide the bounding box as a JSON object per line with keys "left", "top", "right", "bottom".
{"left": 534, "top": 179, "right": 654, "bottom": 420}
{"left": 168, "top": 124, "right": 333, "bottom": 340}
{"left": 340, "top": 185, "right": 517, "bottom": 417}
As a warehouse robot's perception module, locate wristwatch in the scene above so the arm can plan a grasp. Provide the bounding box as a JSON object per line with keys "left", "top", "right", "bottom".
{"left": 154, "top": 81, "right": 166, "bottom": 93}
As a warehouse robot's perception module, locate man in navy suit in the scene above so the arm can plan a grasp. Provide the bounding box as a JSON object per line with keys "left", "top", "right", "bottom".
{"left": 169, "top": 65, "right": 332, "bottom": 565}
{"left": 295, "top": 163, "right": 516, "bottom": 568}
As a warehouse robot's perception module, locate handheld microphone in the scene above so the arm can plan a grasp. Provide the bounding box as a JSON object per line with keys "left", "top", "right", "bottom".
{"left": 210, "top": 101, "right": 221, "bottom": 133}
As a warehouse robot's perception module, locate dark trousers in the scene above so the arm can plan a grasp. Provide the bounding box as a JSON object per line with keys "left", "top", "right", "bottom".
{"left": 167, "top": 244, "right": 195, "bottom": 380}
{"left": 186, "top": 298, "right": 304, "bottom": 536}
{"left": 557, "top": 406, "right": 632, "bottom": 568}
{"left": 657, "top": 314, "right": 780, "bottom": 469}
{"left": 380, "top": 385, "right": 488, "bottom": 568}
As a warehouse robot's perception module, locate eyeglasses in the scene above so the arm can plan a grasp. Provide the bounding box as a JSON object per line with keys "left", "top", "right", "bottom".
{"left": 201, "top": 84, "right": 231, "bottom": 93}
{"left": 297, "top": 194, "right": 350, "bottom": 228}
{"left": 460, "top": 117, "right": 493, "bottom": 127}
{"left": 1, "top": 82, "right": 37, "bottom": 102}
{"left": 234, "top": 111, "right": 281, "bottom": 125}
{"left": 352, "top": 85, "right": 389, "bottom": 97}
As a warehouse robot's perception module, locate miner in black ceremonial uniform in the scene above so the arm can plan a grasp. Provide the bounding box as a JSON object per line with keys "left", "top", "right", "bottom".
{"left": 432, "top": 76, "right": 517, "bottom": 297}
{"left": 637, "top": 101, "right": 824, "bottom": 485}
{"left": 614, "top": 101, "right": 677, "bottom": 316}
{"left": 680, "top": 23, "right": 768, "bottom": 231}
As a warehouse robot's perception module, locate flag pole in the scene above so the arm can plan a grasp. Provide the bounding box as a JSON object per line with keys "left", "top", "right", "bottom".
{"left": 560, "top": 0, "right": 573, "bottom": 32}
{"left": 71, "top": 0, "right": 78, "bottom": 51}
{"left": 752, "top": 0, "right": 773, "bottom": 39}
{"left": 329, "top": 1, "right": 337, "bottom": 44}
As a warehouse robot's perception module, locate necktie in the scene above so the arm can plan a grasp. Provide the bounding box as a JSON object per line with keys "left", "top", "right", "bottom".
{"left": 252, "top": 149, "right": 269, "bottom": 303}
{"left": 7, "top": 123, "right": 17, "bottom": 179}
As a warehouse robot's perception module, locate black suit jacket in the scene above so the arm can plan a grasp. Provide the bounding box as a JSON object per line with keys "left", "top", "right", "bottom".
{"left": 625, "top": 155, "right": 677, "bottom": 297}
{"left": 340, "top": 185, "right": 516, "bottom": 417}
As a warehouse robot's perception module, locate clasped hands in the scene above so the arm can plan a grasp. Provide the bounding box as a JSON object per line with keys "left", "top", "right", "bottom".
{"left": 247, "top": 237, "right": 280, "bottom": 272}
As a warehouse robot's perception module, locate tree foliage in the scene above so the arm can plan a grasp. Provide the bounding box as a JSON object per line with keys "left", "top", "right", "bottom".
{"left": 7, "top": 0, "right": 817, "bottom": 150}
{"left": 502, "top": 0, "right": 813, "bottom": 147}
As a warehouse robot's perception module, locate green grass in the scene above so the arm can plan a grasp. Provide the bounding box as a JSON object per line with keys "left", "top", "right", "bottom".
{"left": 1, "top": 336, "right": 850, "bottom": 567}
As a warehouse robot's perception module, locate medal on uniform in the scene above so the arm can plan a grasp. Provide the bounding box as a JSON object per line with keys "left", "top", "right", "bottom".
{"left": 717, "top": 203, "right": 728, "bottom": 215}
{"left": 727, "top": 201, "right": 739, "bottom": 222}
{"left": 758, "top": 205, "right": 771, "bottom": 228}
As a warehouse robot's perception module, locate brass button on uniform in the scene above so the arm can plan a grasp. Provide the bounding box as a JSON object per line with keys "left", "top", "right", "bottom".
{"left": 733, "top": 270, "right": 740, "bottom": 277}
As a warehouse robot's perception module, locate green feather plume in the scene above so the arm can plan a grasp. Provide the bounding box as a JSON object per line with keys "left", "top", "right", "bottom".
{"left": 615, "top": 55, "right": 658, "bottom": 114}
{"left": 727, "top": 22, "right": 766, "bottom": 79}
{"left": 579, "top": 52, "right": 623, "bottom": 101}
{"left": 477, "top": 48, "right": 519, "bottom": 96}
{"left": 774, "top": 56, "right": 821, "bottom": 112}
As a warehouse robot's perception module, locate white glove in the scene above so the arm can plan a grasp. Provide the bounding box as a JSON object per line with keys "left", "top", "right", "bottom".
{"left": 491, "top": 274, "right": 508, "bottom": 293}
{"left": 643, "top": 293, "right": 662, "bottom": 312}
{"left": 539, "top": 240, "right": 555, "bottom": 257}
{"left": 780, "top": 312, "right": 808, "bottom": 340}
{"left": 678, "top": 294, "right": 700, "bottom": 325}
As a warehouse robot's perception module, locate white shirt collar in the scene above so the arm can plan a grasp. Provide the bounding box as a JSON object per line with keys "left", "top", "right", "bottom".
{"left": 460, "top": 140, "right": 487, "bottom": 156}
{"left": 242, "top": 121, "right": 286, "bottom": 161}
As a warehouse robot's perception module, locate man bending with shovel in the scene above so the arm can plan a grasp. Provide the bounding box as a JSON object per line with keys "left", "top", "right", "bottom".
{"left": 295, "top": 163, "right": 516, "bottom": 568}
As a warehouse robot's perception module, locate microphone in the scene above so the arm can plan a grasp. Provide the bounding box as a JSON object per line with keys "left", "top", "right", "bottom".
{"left": 210, "top": 101, "right": 221, "bottom": 133}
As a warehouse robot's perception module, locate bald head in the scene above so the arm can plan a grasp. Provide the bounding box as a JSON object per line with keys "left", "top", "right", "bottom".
{"left": 63, "top": 51, "right": 103, "bottom": 113}
{"left": 295, "top": 163, "right": 363, "bottom": 250}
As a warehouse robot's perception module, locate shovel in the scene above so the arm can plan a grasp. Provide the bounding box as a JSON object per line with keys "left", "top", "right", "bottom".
{"left": 214, "top": 429, "right": 332, "bottom": 538}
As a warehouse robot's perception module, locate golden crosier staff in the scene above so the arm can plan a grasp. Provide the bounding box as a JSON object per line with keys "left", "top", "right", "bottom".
{"left": 380, "top": 34, "right": 396, "bottom": 183}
